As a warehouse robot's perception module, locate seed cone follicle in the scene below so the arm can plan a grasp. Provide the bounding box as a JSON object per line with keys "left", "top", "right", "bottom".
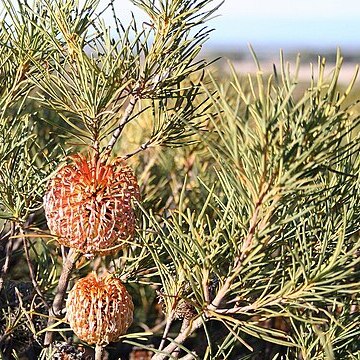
{"left": 43, "top": 152, "right": 140, "bottom": 255}
{"left": 66, "top": 273, "right": 134, "bottom": 359}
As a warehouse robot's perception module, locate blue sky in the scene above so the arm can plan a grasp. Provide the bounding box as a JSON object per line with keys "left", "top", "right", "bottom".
{"left": 104, "top": 0, "right": 360, "bottom": 51}
{"left": 1, "top": 0, "right": 359, "bottom": 51}
{"left": 208, "top": 0, "right": 360, "bottom": 50}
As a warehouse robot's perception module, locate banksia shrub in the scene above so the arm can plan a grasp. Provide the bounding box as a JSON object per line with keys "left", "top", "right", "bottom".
{"left": 43, "top": 154, "right": 140, "bottom": 254}
{"left": 66, "top": 273, "right": 134, "bottom": 345}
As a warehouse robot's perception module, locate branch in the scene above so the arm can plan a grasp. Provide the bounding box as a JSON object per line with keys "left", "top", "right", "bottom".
{"left": 179, "top": 353, "right": 197, "bottom": 360}
{"left": 103, "top": 96, "right": 138, "bottom": 158}
{"left": 159, "top": 311, "right": 175, "bottom": 351}
{"left": 0, "top": 223, "right": 14, "bottom": 293}
{"left": 122, "top": 140, "right": 152, "bottom": 160}
{"left": 172, "top": 317, "right": 191, "bottom": 358}
{"left": 152, "top": 189, "right": 270, "bottom": 360}
{"left": 151, "top": 260, "right": 245, "bottom": 360}
{"left": 214, "top": 304, "right": 255, "bottom": 315}
{"left": 22, "top": 235, "right": 50, "bottom": 310}
{"left": 151, "top": 266, "right": 246, "bottom": 359}
{"left": 152, "top": 315, "right": 203, "bottom": 360}
{"left": 95, "top": 344, "right": 104, "bottom": 360}
{"left": 44, "top": 247, "right": 80, "bottom": 346}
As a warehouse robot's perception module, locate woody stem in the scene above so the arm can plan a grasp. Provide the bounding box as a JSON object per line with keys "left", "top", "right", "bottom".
{"left": 95, "top": 344, "right": 104, "bottom": 360}
{"left": 44, "top": 248, "right": 80, "bottom": 346}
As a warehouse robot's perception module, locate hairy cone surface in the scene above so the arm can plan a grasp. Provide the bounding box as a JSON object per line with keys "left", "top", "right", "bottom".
{"left": 66, "top": 273, "right": 134, "bottom": 345}
{"left": 44, "top": 154, "right": 140, "bottom": 254}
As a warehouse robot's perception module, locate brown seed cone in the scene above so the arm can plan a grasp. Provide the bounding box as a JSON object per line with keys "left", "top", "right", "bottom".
{"left": 174, "top": 299, "right": 197, "bottom": 320}
{"left": 66, "top": 273, "right": 134, "bottom": 346}
{"left": 43, "top": 154, "right": 140, "bottom": 254}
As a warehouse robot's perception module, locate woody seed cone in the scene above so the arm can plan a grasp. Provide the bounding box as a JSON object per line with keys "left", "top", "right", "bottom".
{"left": 66, "top": 273, "right": 134, "bottom": 345}
{"left": 43, "top": 154, "right": 140, "bottom": 254}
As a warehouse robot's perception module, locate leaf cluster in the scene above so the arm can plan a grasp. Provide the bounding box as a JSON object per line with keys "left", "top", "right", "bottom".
{"left": 139, "top": 52, "right": 360, "bottom": 359}
{"left": 0, "top": 0, "right": 219, "bottom": 154}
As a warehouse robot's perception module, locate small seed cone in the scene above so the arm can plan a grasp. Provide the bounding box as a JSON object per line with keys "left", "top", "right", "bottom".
{"left": 43, "top": 154, "right": 140, "bottom": 254}
{"left": 174, "top": 299, "right": 196, "bottom": 320}
{"left": 66, "top": 273, "right": 134, "bottom": 345}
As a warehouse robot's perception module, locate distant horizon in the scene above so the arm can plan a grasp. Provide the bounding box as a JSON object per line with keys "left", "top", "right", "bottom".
{"left": 203, "top": 42, "right": 360, "bottom": 54}
{"left": 1, "top": 0, "right": 359, "bottom": 54}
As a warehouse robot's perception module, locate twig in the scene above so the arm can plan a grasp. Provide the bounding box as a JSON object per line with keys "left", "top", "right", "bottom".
{"left": 0, "top": 222, "right": 15, "bottom": 293}
{"left": 122, "top": 140, "right": 152, "bottom": 160}
{"left": 103, "top": 96, "right": 138, "bottom": 158}
{"left": 14, "top": 286, "right": 38, "bottom": 339}
{"left": 152, "top": 316, "right": 203, "bottom": 360}
{"left": 158, "top": 312, "right": 174, "bottom": 351}
{"left": 180, "top": 318, "right": 191, "bottom": 335}
{"left": 151, "top": 190, "right": 269, "bottom": 360}
{"left": 214, "top": 305, "right": 255, "bottom": 315}
{"left": 140, "top": 318, "right": 168, "bottom": 334}
{"left": 151, "top": 265, "right": 246, "bottom": 360}
{"left": 179, "top": 353, "right": 197, "bottom": 360}
{"left": 95, "top": 344, "right": 104, "bottom": 360}
{"left": 0, "top": 238, "right": 13, "bottom": 293}
{"left": 44, "top": 248, "right": 80, "bottom": 346}
{"left": 22, "top": 235, "right": 50, "bottom": 310}
{"left": 172, "top": 318, "right": 191, "bottom": 358}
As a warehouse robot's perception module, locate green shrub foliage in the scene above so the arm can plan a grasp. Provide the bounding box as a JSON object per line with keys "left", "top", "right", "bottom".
{"left": 0, "top": 1, "right": 359, "bottom": 359}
